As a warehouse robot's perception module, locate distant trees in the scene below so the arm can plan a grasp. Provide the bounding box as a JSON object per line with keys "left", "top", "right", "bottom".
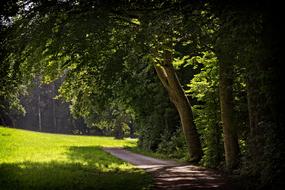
{"left": 0, "top": 1, "right": 284, "bottom": 189}
{"left": 12, "top": 77, "right": 81, "bottom": 133}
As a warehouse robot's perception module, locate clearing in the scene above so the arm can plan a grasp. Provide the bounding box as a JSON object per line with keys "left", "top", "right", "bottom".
{"left": 1, "top": 126, "right": 233, "bottom": 190}
{"left": 0, "top": 127, "right": 152, "bottom": 190}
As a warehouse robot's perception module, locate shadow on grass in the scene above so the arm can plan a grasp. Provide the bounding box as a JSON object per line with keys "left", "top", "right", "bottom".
{"left": 66, "top": 146, "right": 125, "bottom": 167}
{"left": 0, "top": 146, "right": 152, "bottom": 190}
{"left": 0, "top": 133, "right": 11, "bottom": 136}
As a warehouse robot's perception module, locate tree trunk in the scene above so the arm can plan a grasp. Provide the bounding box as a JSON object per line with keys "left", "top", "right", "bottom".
{"left": 219, "top": 60, "right": 240, "bottom": 170}
{"left": 52, "top": 83, "right": 57, "bottom": 132}
{"left": 154, "top": 63, "right": 202, "bottom": 162}
{"left": 38, "top": 86, "right": 42, "bottom": 132}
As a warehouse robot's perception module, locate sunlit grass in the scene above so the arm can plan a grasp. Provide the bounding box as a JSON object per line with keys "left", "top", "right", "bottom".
{"left": 0, "top": 126, "right": 152, "bottom": 190}
{"left": 0, "top": 127, "right": 136, "bottom": 163}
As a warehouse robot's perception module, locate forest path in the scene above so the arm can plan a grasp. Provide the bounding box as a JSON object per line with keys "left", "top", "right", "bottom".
{"left": 103, "top": 148, "right": 233, "bottom": 190}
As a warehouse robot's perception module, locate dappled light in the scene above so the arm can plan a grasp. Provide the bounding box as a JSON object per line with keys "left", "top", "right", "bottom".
{"left": 1, "top": 1, "right": 284, "bottom": 189}
{"left": 104, "top": 148, "right": 230, "bottom": 189}
{"left": 67, "top": 146, "right": 133, "bottom": 171}
{"left": 0, "top": 161, "right": 151, "bottom": 190}
{"left": 0, "top": 127, "right": 152, "bottom": 190}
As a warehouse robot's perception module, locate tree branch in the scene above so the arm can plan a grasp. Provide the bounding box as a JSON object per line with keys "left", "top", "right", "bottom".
{"left": 154, "top": 64, "right": 170, "bottom": 91}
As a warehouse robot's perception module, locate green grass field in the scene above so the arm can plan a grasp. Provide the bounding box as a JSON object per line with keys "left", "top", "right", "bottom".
{"left": 0, "top": 126, "right": 152, "bottom": 190}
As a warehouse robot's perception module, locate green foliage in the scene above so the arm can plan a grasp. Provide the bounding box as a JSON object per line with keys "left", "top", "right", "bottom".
{"left": 93, "top": 120, "right": 114, "bottom": 135}
{"left": 186, "top": 51, "right": 223, "bottom": 168}
{"left": 1, "top": 1, "right": 284, "bottom": 189}
{"left": 135, "top": 80, "right": 179, "bottom": 151}
{"left": 157, "top": 128, "right": 188, "bottom": 160}
{"left": 0, "top": 26, "right": 28, "bottom": 120}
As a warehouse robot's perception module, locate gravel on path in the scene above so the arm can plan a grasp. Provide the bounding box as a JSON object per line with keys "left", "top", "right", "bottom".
{"left": 103, "top": 147, "right": 233, "bottom": 190}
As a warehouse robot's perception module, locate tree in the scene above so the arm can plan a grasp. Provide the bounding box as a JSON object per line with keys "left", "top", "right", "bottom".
{"left": 210, "top": 3, "right": 243, "bottom": 170}
{"left": 154, "top": 57, "right": 203, "bottom": 162}
{"left": 218, "top": 53, "right": 240, "bottom": 170}
{"left": 2, "top": 2, "right": 284, "bottom": 188}
{"left": 2, "top": 0, "right": 204, "bottom": 162}
{"left": 208, "top": 1, "right": 285, "bottom": 187}
{"left": 138, "top": 8, "right": 205, "bottom": 162}
{"left": 0, "top": 0, "right": 26, "bottom": 126}
{"left": 187, "top": 51, "right": 223, "bottom": 168}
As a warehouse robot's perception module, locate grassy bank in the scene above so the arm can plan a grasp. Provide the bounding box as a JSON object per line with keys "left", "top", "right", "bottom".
{"left": 126, "top": 146, "right": 188, "bottom": 164}
{"left": 0, "top": 126, "right": 152, "bottom": 190}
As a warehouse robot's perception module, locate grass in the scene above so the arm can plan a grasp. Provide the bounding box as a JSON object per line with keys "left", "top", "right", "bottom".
{"left": 126, "top": 146, "right": 169, "bottom": 160}
{"left": 0, "top": 126, "right": 153, "bottom": 190}
{"left": 126, "top": 146, "right": 188, "bottom": 164}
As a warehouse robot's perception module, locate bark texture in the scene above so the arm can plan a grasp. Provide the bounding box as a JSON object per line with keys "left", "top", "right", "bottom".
{"left": 219, "top": 60, "right": 240, "bottom": 170}
{"left": 154, "top": 62, "right": 202, "bottom": 162}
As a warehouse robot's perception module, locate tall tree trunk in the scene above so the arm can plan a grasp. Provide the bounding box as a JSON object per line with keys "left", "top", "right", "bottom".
{"left": 219, "top": 60, "right": 240, "bottom": 170}
{"left": 38, "top": 89, "right": 42, "bottom": 132}
{"left": 154, "top": 62, "right": 202, "bottom": 162}
{"left": 52, "top": 83, "right": 57, "bottom": 132}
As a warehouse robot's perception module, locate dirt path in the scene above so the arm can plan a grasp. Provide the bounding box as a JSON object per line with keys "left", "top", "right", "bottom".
{"left": 103, "top": 148, "right": 233, "bottom": 190}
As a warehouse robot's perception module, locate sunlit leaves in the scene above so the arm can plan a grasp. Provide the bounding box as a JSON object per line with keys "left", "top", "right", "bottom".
{"left": 186, "top": 51, "right": 218, "bottom": 102}
{"left": 172, "top": 55, "right": 189, "bottom": 69}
